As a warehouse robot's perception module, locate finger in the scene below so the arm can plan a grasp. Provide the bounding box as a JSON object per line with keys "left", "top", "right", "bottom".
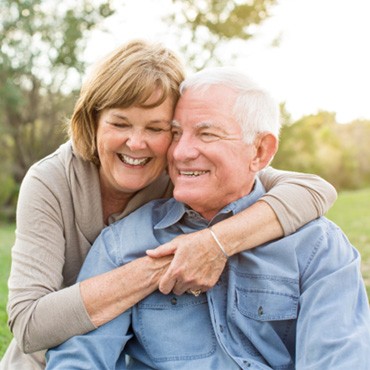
{"left": 173, "top": 277, "right": 210, "bottom": 295}
{"left": 157, "top": 265, "right": 178, "bottom": 294}
{"left": 146, "top": 243, "right": 176, "bottom": 258}
{"left": 172, "top": 281, "right": 189, "bottom": 296}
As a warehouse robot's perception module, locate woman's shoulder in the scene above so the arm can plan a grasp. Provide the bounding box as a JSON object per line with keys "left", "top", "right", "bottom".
{"left": 21, "top": 141, "right": 98, "bottom": 200}
{"left": 26, "top": 141, "right": 95, "bottom": 183}
{"left": 27, "top": 141, "right": 72, "bottom": 177}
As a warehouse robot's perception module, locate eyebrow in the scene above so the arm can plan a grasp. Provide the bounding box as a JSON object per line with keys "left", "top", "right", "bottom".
{"left": 171, "top": 120, "right": 181, "bottom": 128}
{"left": 171, "top": 120, "right": 229, "bottom": 137}
{"left": 110, "top": 113, "right": 129, "bottom": 120}
{"left": 171, "top": 120, "right": 224, "bottom": 129}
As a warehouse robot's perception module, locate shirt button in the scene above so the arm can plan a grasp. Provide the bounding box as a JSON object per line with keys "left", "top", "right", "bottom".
{"left": 170, "top": 297, "right": 177, "bottom": 305}
{"left": 243, "top": 360, "right": 251, "bottom": 367}
{"left": 258, "top": 306, "right": 264, "bottom": 316}
{"left": 219, "top": 324, "right": 224, "bottom": 333}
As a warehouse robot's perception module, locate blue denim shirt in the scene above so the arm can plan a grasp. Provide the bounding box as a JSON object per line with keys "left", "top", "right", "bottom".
{"left": 47, "top": 179, "right": 370, "bottom": 369}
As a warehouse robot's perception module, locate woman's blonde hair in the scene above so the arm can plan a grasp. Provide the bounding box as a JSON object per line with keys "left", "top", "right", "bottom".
{"left": 69, "top": 39, "right": 185, "bottom": 164}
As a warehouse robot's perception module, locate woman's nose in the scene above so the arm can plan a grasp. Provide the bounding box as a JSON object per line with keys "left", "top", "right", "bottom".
{"left": 126, "top": 129, "right": 147, "bottom": 151}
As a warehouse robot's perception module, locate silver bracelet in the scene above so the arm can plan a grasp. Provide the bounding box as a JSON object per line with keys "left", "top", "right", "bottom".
{"left": 209, "top": 226, "right": 229, "bottom": 259}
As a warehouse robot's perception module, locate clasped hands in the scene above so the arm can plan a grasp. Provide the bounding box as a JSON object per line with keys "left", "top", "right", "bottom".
{"left": 146, "top": 229, "right": 228, "bottom": 296}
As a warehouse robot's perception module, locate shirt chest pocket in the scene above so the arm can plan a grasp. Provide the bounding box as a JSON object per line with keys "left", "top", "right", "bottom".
{"left": 233, "top": 278, "right": 299, "bottom": 368}
{"left": 132, "top": 292, "right": 217, "bottom": 363}
{"left": 236, "top": 287, "right": 298, "bottom": 322}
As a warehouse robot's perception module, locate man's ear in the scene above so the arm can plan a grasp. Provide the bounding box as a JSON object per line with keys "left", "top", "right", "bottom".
{"left": 249, "top": 133, "right": 278, "bottom": 172}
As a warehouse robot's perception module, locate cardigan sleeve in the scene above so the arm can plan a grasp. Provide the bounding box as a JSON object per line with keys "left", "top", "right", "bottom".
{"left": 7, "top": 162, "right": 96, "bottom": 354}
{"left": 258, "top": 167, "right": 337, "bottom": 235}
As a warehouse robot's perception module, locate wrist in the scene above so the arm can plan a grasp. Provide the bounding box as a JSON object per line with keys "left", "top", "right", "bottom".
{"left": 209, "top": 226, "right": 229, "bottom": 259}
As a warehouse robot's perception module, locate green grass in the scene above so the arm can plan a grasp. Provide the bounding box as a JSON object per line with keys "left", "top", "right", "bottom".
{"left": 0, "top": 223, "right": 15, "bottom": 358}
{"left": 326, "top": 187, "right": 370, "bottom": 297}
{"left": 0, "top": 188, "right": 369, "bottom": 357}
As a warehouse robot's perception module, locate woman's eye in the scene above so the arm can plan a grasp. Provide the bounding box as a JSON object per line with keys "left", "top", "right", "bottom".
{"left": 107, "top": 121, "right": 129, "bottom": 128}
{"left": 147, "top": 127, "right": 164, "bottom": 133}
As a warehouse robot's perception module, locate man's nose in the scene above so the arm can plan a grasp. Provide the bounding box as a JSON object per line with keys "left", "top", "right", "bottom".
{"left": 172, "top": 134, "right": 199, "bottom": 161}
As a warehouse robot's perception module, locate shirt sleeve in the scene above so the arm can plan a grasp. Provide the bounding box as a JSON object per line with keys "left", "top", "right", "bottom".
{"left": 296, "top": 222, "right": 370, "bottom": 368}
{"left": 46, "top": 228, "right": 132, "bottom": 369}
{"left": 258, "top": 166, "right": 337, "bottom": 235}
{"left": 6, "top": 168, "right": 96, "bottom": 354}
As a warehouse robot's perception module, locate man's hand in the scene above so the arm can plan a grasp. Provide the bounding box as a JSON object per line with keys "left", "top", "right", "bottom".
{"left": 146, "top": 229, "right": 227, "bottom": 295}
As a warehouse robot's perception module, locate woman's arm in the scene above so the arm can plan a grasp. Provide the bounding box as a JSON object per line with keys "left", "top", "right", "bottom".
{"left": 147, "top": 167, "right": 337, "bottom": 294}
{"left": 80, "top": 254, "right": 171, "bottom": 327}
{"left": 7, "top": 169, "right": 93, "bottom": 353}
{"left": 7, "top": 166, "right": 170, "bottom": 353}
{"left": 258, "top": 166, "right": 337, "bottom": 235}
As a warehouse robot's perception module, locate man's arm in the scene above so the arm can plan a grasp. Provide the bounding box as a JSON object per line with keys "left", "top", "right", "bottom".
{"left": 296, "top": 221, "right": 370, "bottom": 369}
{"left": 46, "top": 313, "right": 132, "bottom": 369}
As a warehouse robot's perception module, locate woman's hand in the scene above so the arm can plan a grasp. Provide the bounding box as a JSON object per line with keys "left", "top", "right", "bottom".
{"left": 146, "top": 229, "right": 227, "bottom": 295}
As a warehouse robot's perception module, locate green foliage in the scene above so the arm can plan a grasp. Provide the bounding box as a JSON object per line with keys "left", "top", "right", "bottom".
{"left": 0, "top": 174, "right": 17, "bottom": 223}
{"left": 272, "top": 112, "right": 370, "bottom": 190}
{"left": 0, "top": 0, "right": 114, "bottom": 220}
{"left": 165, "top": 0, "right": 278, "bottom": 70}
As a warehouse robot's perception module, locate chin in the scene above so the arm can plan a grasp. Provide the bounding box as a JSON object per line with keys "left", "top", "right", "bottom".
{"left": 174, "top": 191, "right": 198, "bottom": 206}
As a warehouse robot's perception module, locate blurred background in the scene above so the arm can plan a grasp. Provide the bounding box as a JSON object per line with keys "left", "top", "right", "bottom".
{"left": 1, "top": 0, "right": 370, "bottom": 220}
{"left": 0, "top": 0, "right": 369, "bottom": 356}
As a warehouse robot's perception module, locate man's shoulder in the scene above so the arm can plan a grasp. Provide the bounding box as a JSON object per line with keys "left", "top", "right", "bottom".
{"left": 291, "top": 216, "right": 358, "bottom": 268}
{"left": 295, "top": 216, "right": 343, "bottom": 242}
{"left": 105, "top": 198, "right": 178, "bottom": 259}
{"left": 111, "top": 198, "right": 176, "bottom": 229}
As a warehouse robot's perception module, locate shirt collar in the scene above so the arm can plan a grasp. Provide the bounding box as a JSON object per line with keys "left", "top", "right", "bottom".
{"left": 154, "top": 177, "right": 266, "bottom": 230}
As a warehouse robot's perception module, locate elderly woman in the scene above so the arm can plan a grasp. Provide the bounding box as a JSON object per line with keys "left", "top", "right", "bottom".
{"left": 1, "top": 39, "right": 336, "bottom": 369}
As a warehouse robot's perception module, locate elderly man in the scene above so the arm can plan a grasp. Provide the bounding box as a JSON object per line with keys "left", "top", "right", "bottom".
{"left": 47, "top": 68, "right": 370, "bottom": 369}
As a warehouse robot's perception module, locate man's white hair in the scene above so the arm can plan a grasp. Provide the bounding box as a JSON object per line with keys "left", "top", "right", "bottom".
{"left": 179, "top": 67, "right": 280, "bottom": 143}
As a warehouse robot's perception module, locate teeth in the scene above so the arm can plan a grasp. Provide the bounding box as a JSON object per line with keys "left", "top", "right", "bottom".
{"left": 180, "top": 171, "right": 208, "bottom": 177}
{"left": 119, "top": 154, "right": 150, "bottom": 166}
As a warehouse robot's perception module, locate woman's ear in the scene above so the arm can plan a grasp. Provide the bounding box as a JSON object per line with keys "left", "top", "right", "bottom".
{"left": 249, "top": 133, "right": 278, "bottom": 172}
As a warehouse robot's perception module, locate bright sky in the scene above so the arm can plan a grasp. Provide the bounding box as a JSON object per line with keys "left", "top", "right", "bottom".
{"left": 85, "top": 0, "right": 370, "bottom": 123}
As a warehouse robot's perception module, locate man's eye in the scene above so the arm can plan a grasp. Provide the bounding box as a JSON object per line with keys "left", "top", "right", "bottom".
{"left": 201, "top": 132, "right": 218, "bottom": 141}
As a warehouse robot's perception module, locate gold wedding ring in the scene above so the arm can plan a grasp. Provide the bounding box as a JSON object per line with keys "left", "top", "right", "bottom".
{"left": 188, "top": 289, "right": 202, "bottom": 297}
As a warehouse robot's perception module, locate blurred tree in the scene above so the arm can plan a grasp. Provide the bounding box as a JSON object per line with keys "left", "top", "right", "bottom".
{"left": 0, "top": 0, "right": 114, "bottom": 219}
{"left": 273, "top": 111, "right": 340, "bottom": 175}
{"left": 272, "top": 111, "right": 370, "bottom": 190}
{"left": 165, "top": 0, "right": 278, "bottom": 70}
{"left": 336, "top": 120, "right": 370, "bottom": 188}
